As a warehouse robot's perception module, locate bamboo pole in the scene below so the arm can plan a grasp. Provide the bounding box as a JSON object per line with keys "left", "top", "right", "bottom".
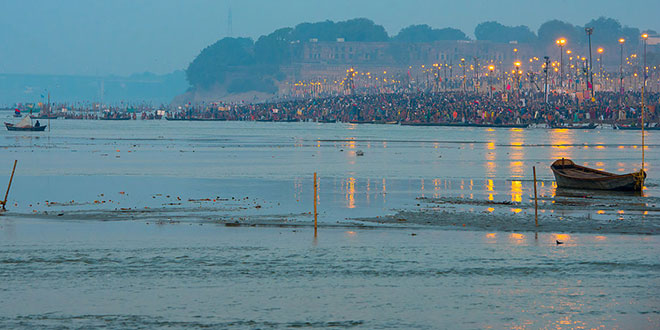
{"left": 533, "top": 166, "right": 538, "bottom": 227}
{"left": 3, "top": 160, "right": 18, "bottom": 211}
{"left": 641, "top": 74, "right": 645, "bottom": 172}
{"left": 313, "top": 172, "right": 318, "bottom": 237}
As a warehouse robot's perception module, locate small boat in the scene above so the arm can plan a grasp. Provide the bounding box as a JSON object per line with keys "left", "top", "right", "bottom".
{"left": 551, "top": 123, "right": 597, "bottom": 129}
{"left": 614, "top": 124, "right": 660, "bottom": 131}
{"left": 5, "top": 116, "right": 47, "bottom": 131}
{"left": 100, "top": 116, "right": 131, "bottom": 120}
{"left": 348, "top": 120, "right": 376, "bottom": 124}
{"left": 188, "top": 118, "right": 226, "bottom": 121}
{"left": 551, "top": 158, "right": 645, "bottom": 191}
{"left": 5, "top": 123, "right": 47, "bottom": 131}
{"left": 13, "top": 109, "right": 21, "bottom": 118}
{"left": 373, "top": 120, "right": 399, "bottom": 124}
{"left": 400, "top": 122, "right": 529, "bottom": 128}
{"left": 30, "top": 114, "right": 58, "bottom": 120}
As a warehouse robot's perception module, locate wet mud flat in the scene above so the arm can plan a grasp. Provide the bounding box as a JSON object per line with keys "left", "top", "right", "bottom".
{"left": 3, "top": 174, "right": 659, "bottom": 236}
{"left": 356, "top": 187, "right": 660, "bottom": 235}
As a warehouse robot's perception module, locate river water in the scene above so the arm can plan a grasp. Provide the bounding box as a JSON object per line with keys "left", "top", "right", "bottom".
{"left": 1, "top": 117, "right": 659, "bottom": 328}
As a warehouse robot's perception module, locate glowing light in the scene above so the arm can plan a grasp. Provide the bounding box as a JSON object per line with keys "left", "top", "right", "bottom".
{"left": 347, "top": 177, "right": 356, "bottom": 209}
{"left": 510, "top": 233, "right": 525, "bottom": 240}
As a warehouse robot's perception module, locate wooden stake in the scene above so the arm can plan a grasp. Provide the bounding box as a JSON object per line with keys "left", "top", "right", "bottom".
{"left": 533, "top": 166, "right": 538, "bottom": 227}
{"left": 3, "top": 160, "right": 18, "bottom": 211}
{"left": 314, "top": 172, "right": 318, "bottom": 237}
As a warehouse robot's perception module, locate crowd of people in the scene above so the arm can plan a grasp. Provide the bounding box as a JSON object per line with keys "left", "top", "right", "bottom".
{"left": 171, "top": 91, "right": 659, "bottom": 126}
{"left": 13, "top": 90, "right": 660, "bottom": 127}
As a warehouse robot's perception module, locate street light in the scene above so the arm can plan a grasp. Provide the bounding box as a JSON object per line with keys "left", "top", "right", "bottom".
{"left": 641, "top": 33, "right": 648, "bottom": 171}
{"left": 566, "top": 50, "right": 572, "bottom": 89}
{"left": 543, "top": 56, "right": 550, "bottom": 104}
{"left": 597, "top": 47, "right": 604, "bottom": 87}
{"left": 619, "top": 38, "right": 625, "bottom": 94}
{"left": 474, "top": 57, "right": 479, "bottom": 93}
{"left": 514, "top": 61, "right": 522, "bottom": 94}
{"left": 461, "top": 58, "right": 466, "bottom": 93}
{"left": 488, "top": 65, "right": 495, "bottom": 97}
{"left": 585, "top": 27, "right": 594, "bottom": 97}
{"left": 556, "top": 38, "right": 566, "bottom": 90}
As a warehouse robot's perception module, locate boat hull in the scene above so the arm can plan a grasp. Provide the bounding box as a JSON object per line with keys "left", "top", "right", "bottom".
{"left": 551, "top": 123, "right": 597, "bottom": 129}
{"left": 551, "top": 158, "right": 645, "bottom": 191}
{"left": 5, "top": 123, "right": 47, "bottom": 131}
{"left": 401, "top": 122, "right": 528, "bottom": 128}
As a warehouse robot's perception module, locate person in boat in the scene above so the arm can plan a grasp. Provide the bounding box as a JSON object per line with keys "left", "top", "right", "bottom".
{"left": 35, "top": 120, "right": 41, "bottom": 127}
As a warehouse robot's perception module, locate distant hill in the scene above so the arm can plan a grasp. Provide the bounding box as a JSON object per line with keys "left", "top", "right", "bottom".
{"left": 0, "top": 71, "right": 189, "bottom": 106}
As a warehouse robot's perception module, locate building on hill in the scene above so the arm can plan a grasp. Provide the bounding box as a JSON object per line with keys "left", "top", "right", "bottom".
{"left": 278, "top": 39, "right": 536, "bottom": 96}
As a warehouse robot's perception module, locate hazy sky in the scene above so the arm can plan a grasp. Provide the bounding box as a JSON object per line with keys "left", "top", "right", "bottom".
{"left": 1, "top": 0, "right": 658, "bottom": 76}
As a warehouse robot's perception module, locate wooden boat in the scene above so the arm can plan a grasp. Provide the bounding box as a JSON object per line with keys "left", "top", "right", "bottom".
{"left": 551, "top": 158, "right": 645, "bottom": 191}
{"left": 31, "top": 114, "right": 58, "bottom": 119}
{"left": 189, "top": 118, "right": 226, "bottom": 121}
{"left": 551, "top": 123, "right": 597, "bottom": 129}
{"left": 5, "top": 122, "right": 47, "bottom": 131}
{"left": 5, "top": 115, "right": 47, "bottom": 131}
{"left": 400, "top": 122, "right": 529, "bottom": 128}
{"left": 614, "top": 124, "right": 660, "bottom": 131}
{"left": 100, "top": 116, "right": 131, "bottom": 120}
{"left": 348, "top": 120, "right": 376, "bottom": 124}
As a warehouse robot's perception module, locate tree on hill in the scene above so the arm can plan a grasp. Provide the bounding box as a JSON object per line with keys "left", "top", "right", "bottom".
{"left": 394, "top": 24, "right": 469, "bottom": 42}
{"left": 335, "top": 18, "right": 389, "bottom": 41}
{"left": 254, "top": 28, "right": 294, "bottom": 65}
{"left": 186, "top": 37, "right": 255, "bottom": 88}
{"left": 288, "top": 18, "right": 388, "bottom": 42}
{"left": 475, "top": 21, "right": 537, "bottom": 43}
{"left": 585, "top": 17, "right": 625, "bottom": 46}
{"left": 537, "top": 20, "right": 583, "bottom": 48}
